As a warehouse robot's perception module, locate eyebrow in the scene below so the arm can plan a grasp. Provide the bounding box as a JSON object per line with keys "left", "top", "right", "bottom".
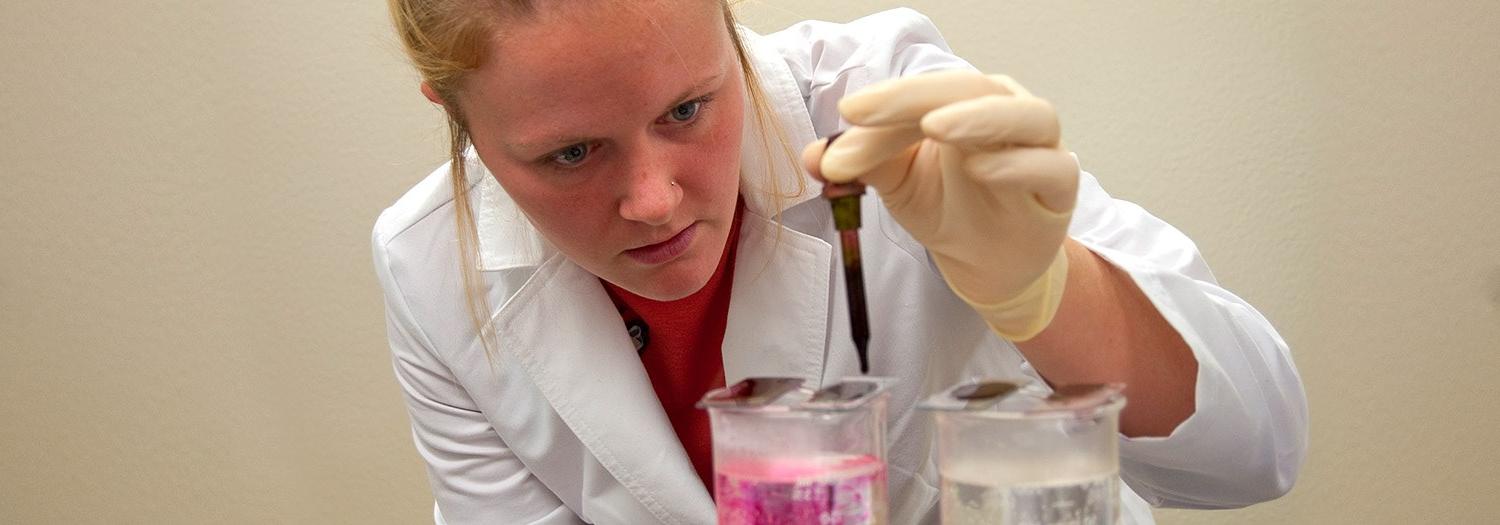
{"left": 659, "top": 71, "right": 725, "bottom": 116}
{"left": 507, "top": 70, "right": 727, "bottom": 154}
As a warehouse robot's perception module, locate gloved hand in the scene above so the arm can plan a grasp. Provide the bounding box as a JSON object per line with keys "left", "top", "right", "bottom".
{"left": 804, "top": 70, "right": 1079, "bottom": 341}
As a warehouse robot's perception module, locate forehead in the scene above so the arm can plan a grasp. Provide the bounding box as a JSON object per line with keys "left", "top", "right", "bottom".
{"left": 460, "top": 0, "right": 732, "bottom": 139}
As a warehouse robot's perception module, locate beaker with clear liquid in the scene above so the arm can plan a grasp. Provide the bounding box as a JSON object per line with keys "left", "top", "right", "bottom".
{"left": 921, "top": 380, "right": 1126, "bottom": 525}
{"left": 699, "top": 377, "right": 893, "bottom": 525}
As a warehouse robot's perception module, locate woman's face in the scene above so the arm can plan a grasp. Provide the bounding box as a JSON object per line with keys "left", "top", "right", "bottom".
{"left": 455, "top": 0, "right": 745, "bottom": 301}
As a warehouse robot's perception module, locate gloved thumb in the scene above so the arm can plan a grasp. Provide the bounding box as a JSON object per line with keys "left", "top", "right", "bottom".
{"left": 802, "top": 125, "right": 924, "bottom": 199}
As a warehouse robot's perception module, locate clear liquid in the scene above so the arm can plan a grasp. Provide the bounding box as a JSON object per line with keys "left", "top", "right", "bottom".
{"left": 940, "top": 474, "right": 1118, "bottom": 525}
{"left": 715, "top": 454, "right": 887, "bottom": 525}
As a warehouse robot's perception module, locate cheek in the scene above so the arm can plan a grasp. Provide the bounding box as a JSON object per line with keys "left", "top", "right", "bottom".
{"left": 469, "top": 141, "right": 601, "bottom": 234}
{"left": 701, "top": 102, "right": 746, "bottom": 180}
{"left": 488, "top": 168, "right": 610, "bottom": 251}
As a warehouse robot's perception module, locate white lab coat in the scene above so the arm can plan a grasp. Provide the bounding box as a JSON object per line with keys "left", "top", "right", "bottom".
{"left": 372, "top": 8, "right": 1308, "bottom": 525}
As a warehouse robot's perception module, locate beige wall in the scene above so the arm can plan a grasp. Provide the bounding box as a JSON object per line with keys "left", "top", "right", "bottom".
{"left": 2, "top": 0, "right": 1495, "bottom": 523}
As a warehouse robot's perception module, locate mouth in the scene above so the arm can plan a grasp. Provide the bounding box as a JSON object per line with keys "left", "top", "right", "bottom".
{"left": 624, "top": 222, "right": 698, "bottom": 265}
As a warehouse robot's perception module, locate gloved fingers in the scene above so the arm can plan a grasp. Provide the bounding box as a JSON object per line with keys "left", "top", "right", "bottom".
{"left": 814, "top": 124, "right": 926, "bottom": 191}
{"left": 985, "top": 74, "right": 1036, "bottom": 98}
{"left": 921, "top": 94, "right": 1062, "bottom": 150}
{"left": 839, "top": 70, "right": 1015, "bottom": 127}
{"left": 963, "top": 147, "right": 1080, "bottom": 214}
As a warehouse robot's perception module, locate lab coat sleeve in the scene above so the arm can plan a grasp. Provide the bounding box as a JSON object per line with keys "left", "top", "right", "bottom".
{"left": 768, "top": 7, "right": 1308, "bottom": 509}
{"left": 373, "top": 228, "right": 584, "bottom": 525}
{"left": 1069, "top": 169, "right": 1309, "bottom": 509}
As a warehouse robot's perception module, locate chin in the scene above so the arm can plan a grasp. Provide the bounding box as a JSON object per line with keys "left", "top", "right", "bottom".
{"left": 610, "top": 225, "right": 728, "bottom": 300}
{"left": 640, "top": 274, "right": 711, "bottom": 301}
{"left": 631, "top": 261, "right": 716, "bottom": 301}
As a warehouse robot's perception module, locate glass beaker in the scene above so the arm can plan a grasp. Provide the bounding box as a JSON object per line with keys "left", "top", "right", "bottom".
{"left": 699, "top": 377, "right": 893, "bottom": 525}
{"left": 921, "top": 380, "right": 1126, "bottom": 525}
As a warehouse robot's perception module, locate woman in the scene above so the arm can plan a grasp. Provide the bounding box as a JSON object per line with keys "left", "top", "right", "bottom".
{"left": 373, "top": 1, "right": 1308, "bottom": 523}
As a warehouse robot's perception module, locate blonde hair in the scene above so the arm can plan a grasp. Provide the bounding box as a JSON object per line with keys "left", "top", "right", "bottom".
{"left": 387, "top": 0, "right": 803, "bottom": 353}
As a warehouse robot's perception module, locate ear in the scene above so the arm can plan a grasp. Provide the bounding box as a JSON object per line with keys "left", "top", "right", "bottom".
{"left": 420, "top": 82, "right": 445, "bottom": 106}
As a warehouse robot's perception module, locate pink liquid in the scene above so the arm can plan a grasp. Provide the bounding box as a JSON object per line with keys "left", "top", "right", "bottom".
{"left": 714, "top": 454, "right": 887, "bottom": 525}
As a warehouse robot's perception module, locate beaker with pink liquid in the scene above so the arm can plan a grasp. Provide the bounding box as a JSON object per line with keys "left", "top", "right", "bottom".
{"left": 699, "top": 377, "right": 893, "bottom": 525}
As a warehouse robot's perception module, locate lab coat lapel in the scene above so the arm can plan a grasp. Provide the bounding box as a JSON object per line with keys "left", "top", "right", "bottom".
{"left": 720, "top": 208, "right": 834, "bottom": 387}
{"left": 491, "top": 257, "right": 715, "bottom": 524}
{"left": 721, "top": 25, "right": 834, "bottom": 387}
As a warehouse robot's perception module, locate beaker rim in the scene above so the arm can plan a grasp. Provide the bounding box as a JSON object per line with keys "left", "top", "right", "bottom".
{"left": 698, "top": 376, "right": 896, "bottom": 413}
{"left": 918, "top": 380, "right": 1127, "bottom": 420}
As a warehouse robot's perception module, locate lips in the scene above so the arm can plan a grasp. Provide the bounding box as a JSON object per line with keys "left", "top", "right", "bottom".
{"left": 624, "top": 222, "right": 698, "bottom": 265}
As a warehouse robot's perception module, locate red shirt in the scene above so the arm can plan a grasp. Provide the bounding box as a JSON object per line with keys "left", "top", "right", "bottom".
{"left": 601, "top": 203, "right": 742, "bottom": 490}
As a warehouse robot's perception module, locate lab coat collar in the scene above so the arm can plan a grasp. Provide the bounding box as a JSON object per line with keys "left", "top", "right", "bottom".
{"left": 733, "top": 25, "right": 824, "bottom": 222}
{"left": 470, "top": 26, "right": 821, "bottom": 272}
{"left": 489, "top": 205, "right": 832, "bottom": 523}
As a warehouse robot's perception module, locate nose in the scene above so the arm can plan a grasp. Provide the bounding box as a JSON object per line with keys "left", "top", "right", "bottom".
{"left": 617, "top": 147, "right": 681, "bottom": 227}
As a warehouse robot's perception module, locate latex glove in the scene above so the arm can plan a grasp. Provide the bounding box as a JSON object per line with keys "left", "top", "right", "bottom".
{"left": 805, "top": 70, "right": 1079, "bottom": 341}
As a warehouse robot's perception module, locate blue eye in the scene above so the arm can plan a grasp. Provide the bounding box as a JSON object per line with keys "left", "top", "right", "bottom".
{"left": 668, "top": 100, "right": 701, "bottom": 122}
{"left": 550, "top": 143, "right": 590, "bottom": 166}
